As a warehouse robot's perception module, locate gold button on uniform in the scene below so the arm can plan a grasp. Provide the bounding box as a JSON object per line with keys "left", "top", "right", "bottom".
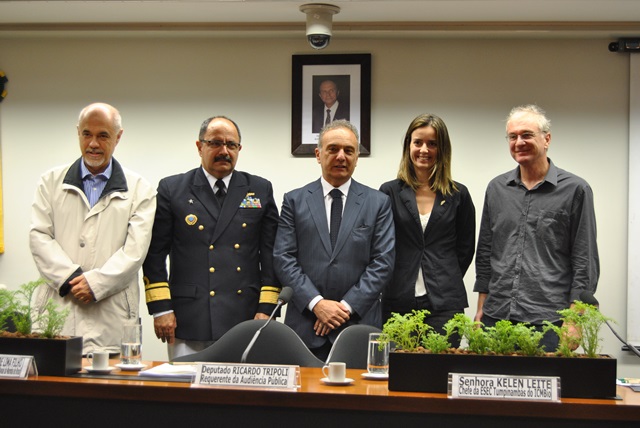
{"left": 237, "top": 290, "right": 242, "bottom": 295}
{"left": 210, "top": 291, "right": 215, "bottom": 297}
{"left": 209, "top": 245, "right": 214, "bottom": 250}
{"left": 236, "top": 267, "right": 241, "bottom": 272}
{"left": 234, "top": 244, "right": 240, "bottom": 249}
{"left": 242, "top": 223, "right": 247, "bottom": 228}
{"left": 199, "top": 225, "right": 204, "bottom": 231}
{"left": 209, "top": 267, "right": 215, "bottom": 273}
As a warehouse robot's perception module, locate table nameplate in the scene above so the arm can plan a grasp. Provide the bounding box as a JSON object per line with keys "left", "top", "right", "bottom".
{"left": 448, "top": 372, "right": 560, "bottom": 402}
{"left": 193, "top": 362, "right": 300, "bottom": 390}
{"left": 0, "top": 354, "right": 37, "bottom": 379}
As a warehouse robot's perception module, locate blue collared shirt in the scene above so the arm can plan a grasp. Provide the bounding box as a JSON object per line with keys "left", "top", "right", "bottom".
{"left": 81, "top": 161, "right": 112, "bottom": 207}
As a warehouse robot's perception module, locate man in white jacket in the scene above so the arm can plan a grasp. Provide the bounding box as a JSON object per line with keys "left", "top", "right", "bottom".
{"left": 29, "top": 103, "right": 156, "bottom": 355}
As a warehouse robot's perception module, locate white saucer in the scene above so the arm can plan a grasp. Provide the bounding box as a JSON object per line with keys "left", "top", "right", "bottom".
{"left": 116, "top": 363, "right": 147, "bottom": 371}
{"left": 320, "top": 377, "right": 354, "bottom": 386}
{"left": 84, "top": 366, "right": 115, "bottom": 374}
{"left": 361, "top": 372, "right": 389, "bottom": 381}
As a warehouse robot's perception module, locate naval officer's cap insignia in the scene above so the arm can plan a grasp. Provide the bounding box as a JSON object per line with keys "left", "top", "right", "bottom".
{"left": 185, "top": 214, "right": 198, "bottom": 225}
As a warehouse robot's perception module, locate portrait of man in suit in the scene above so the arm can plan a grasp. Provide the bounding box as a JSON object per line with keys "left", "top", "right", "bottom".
{"left": 143, "top": 116, "right": 280, "bottom": 359}
{"left": 274, "top": 119, "right": 395, "bottom": 360}
{"left": 311, "top": 77, "right": 351, "bottom": 134}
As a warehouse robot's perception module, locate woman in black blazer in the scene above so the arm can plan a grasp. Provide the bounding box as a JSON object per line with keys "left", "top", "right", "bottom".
{"left": 379, "top": 113, "right": 475, "bottom": 346}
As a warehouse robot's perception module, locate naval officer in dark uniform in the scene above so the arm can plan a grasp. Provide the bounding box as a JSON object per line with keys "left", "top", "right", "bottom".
{"left": 142, "top": 116, "right": 280, "bottom": 359}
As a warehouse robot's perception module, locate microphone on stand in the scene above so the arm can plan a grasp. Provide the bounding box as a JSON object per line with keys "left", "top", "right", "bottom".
{"left": 579, "top": 290, "right": 640, "bottom": 359}
{"left": 240, "top": 287, "right": 293, "bottom": 364}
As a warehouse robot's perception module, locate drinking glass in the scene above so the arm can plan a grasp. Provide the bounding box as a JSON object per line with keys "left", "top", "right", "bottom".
{"left": 121, "top": 323, "right": 142, "bottom": 366}
{"left": 367, "top": 332, "right": 389, "bottom": 375}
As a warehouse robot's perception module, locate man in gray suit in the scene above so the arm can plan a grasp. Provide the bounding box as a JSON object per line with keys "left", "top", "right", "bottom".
{"left": 274, "top": 120, "right": 395, "bottom": 360}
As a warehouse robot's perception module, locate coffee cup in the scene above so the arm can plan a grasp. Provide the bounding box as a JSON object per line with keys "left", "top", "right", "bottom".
{"left": 87, "top": 351, "right": 109, "bottom": 370}
{"left": 322, "top": 362, "right": 346, "bottom": 382}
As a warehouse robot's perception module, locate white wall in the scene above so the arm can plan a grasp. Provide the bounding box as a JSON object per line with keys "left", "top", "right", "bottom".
{"left": 0, "top": 35, "right": 635, "bottom": 376}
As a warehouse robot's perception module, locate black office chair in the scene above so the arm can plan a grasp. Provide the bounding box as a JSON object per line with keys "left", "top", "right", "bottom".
{"left": 325, "top": 324, "right": 381, "bottom": 369}
{"left": 172, "top": 319, "right": 324, "bottom": 367}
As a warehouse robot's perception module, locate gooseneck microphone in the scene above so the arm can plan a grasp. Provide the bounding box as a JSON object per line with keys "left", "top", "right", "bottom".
{"left": 579, "top": 290, "right": 640, "bottom": 359}
{"left": 240, "top": 287, "right": 293, "bottom": 363}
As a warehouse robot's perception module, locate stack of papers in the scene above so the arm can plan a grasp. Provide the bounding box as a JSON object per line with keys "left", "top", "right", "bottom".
{"left": 139, "top": 363, "right": 196, "bottom": 380}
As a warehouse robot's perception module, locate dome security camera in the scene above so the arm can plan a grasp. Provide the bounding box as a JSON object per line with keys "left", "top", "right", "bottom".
{"left": 300, "top": 3, "right": 340, "bottom": 50}
{"left": 308, "top": 33, "right": 331, "bottom": 50}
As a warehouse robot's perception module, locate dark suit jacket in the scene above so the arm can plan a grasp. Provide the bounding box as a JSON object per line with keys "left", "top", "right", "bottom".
{"left": 143, "top": 168, "right": 280, "bottom": 342}
{"left": 312, "top": 101, "right": 350, "bottom": 134}
{"left": 274, "top": 178, "right": 395, "bottom": 349}
{"left": 379, "top": 179, "right": 475, "bottom": 314}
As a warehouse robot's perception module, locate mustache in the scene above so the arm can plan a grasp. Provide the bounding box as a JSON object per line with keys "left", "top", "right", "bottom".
{"left": 214, "top": 154, "right": 232, "bottom": 163}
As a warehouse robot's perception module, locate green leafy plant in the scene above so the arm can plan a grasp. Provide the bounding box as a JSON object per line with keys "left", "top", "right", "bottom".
{"left": 545, "top": 301, "right": 610, "bottom": 358}
{"left": 466, "top": 325, "right": 492, "bottom": 354}
{"left": 39, "top": 298, "right": 70, "bottom": 339}
{"left": 444, "top": 313, "right": 491, "bottom": 354}
{"left": 381, "top": 309, "right": 432, "bottom": 352}
{"left": 381, "top": 310, "right": 456, "bottom": 353}
{"left": 513, "top": 323, "right": 546, "bottom": 356}
{"left": 422, "top": 330, "right": 452, "bottom": 354}
{"left": 481, "top": 320, "right": 547, "bottom": 356}
{"left": 485, "top": 320, "right": 520, "bottom": 355}
{"left": 0, "top": 278, "right": 70, "bottom": 338}
{"left": 9, "top": 279, "right": 42, "bottom": 334}
{"left": 382, "top": 303, "right": 611, "bottom": 358}
{"left": 543, "top": 321, "right": 579, "bottom": 357}
{"left": 0, "top": 288, "right": 14, "bottom": 331}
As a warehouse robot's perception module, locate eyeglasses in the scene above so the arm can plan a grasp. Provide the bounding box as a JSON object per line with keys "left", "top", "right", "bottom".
{"left": 200, "top": 139, "right": 241, "bottom": 151}
{"left": 506, "top": 132, "right": 541, "bottom": 143}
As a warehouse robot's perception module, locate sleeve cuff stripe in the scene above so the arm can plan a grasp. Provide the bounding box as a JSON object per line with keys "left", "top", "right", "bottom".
{"left": 145, "top": 281, "right": 169, "bottom": 291}
{"left": 259, "top": 287, "right": 281, "bottom": 305}
{"left": 146, "top": 288, "right": 171, "bottom": 304}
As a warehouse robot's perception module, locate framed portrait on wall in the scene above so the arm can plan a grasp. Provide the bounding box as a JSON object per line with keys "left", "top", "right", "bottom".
{"left": 291, "top": 53, "right": 371, "bottom": 156}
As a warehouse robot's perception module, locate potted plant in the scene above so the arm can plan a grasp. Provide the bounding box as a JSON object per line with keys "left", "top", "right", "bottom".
{"left": 382, "top": 306, "right": 617, "bottom": 399}
{"left": 0, "top": 279, "right": 82, "bottom": 376}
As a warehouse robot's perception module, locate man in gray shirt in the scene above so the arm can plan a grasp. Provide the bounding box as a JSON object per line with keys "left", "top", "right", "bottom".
{"left": 474, "top": 104, "right": 599, "bottom": 351}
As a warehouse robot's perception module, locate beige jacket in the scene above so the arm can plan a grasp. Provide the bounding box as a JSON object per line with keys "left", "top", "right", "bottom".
{"left": 29, "top": 158, "right": 156, "bottom": 354}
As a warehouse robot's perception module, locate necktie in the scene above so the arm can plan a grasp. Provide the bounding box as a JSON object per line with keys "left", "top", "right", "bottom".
{"left": 215, "top": 179, "right": 226, "bottom": 205}
{"left": 325, "top": 108, "right": 331, "bottom": 127}
{"left": 329, "top": 189, "right": 343, "bottom": 250}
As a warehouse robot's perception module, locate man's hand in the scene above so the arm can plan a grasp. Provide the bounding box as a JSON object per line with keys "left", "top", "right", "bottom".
{"left": 312, "top": 299, "right": 350, "bottom": 335}
{"left": 314, "top": 320, "right": 333, "bottom": 336}
{"left": 69, "top": 275, "right": 95, "bottom": 304}
{"left": 154, "top": 313, "right": 177, "bottom": 344}
{"left": 254, "top": 312, "right": 270, "bottom": 320}
{"left": 474, "top": 292, "right": 487, "bottom": 323}
{"left": 563, "top": 322, "right": 582, "bottom": 351}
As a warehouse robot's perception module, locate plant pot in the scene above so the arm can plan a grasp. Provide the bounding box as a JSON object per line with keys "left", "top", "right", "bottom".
{"left": 388, "top": 351, "right": 617, "bottom": 399}
{"left": 0, "top": 335, "right": 83, "bottom": 376}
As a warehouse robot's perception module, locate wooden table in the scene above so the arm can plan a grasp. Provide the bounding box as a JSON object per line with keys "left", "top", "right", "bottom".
{"left": 1, "top": 360, "right": 639, "bottom": 427}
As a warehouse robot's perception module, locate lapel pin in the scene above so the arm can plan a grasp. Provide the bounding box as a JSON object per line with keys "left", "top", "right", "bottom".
{"left": 185, "top": 214, "right": 198, "bottom": 226}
